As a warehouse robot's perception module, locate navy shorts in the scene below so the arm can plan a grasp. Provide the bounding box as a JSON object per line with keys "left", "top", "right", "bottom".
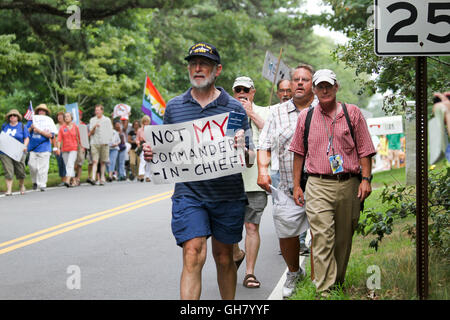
{"left": 171, "top": 196, "right": 246, "bottom": 247}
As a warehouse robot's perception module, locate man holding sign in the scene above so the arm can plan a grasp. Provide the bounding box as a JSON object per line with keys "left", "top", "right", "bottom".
{"left": 28, "top": 104, "right": 55, "bottom": 191}
{"left": 143, "top": 42, "right": 254, "bottom": 300}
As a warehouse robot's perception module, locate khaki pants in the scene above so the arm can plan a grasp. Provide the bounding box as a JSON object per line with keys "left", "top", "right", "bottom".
{"left": 305, "top": 176, "right": 361, "bottom": 292}
{"left": 91, "top": 144, "right": 109, "bottom": 163}
{"left": 0, "top": 153, "right": 26, "bottom": 180}
{"left": 129, "top": 149, "right": 139, "bottom": 176}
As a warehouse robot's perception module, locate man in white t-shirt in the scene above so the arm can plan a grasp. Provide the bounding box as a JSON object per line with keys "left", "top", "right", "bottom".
{"left": 88, "top": 104, "right": 113, "bottom": 185}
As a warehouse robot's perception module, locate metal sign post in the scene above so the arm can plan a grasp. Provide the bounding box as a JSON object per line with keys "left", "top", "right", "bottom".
{"left": 415, "top": 57, "right": 428, "bottom": 300}
{"left": 374, "top": 0, "right": 450, "bottom": 300}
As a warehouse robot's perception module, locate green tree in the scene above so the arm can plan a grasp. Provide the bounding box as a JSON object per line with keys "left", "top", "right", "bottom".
{"left": 314, "top": 0, "right": 450, "bottom": 114}
{"left": 0, "top": 0, "right": 371, "bottom": 121}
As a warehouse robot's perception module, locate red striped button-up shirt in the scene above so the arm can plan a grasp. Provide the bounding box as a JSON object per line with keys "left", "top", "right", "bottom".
{"left": 289, "top": 103, "right": 376, "bottom": 175}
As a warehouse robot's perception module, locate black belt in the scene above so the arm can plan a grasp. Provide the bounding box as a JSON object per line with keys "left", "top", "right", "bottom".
{"left": 309, "top": 173, "right": 359, "bottom": 181}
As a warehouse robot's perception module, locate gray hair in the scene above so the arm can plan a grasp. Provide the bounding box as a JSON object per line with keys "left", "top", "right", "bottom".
{"left": 289, "top": 63, "right": 315, "bottom": 79}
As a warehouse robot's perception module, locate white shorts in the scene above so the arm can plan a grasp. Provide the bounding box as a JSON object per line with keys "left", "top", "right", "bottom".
{"left": 270, "top": 186, "right": 309, "bottom": 239}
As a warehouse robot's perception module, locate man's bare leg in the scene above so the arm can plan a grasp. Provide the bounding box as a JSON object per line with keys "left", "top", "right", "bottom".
{"left": 244, "top": 222, "right": 260, "bottom": 285}
{"left": 180, "top": 237, "right": 207, "bottom": 300}
{"left": 212, "top": 237, "right": 237, "bottom": 300}
{"left": 100, "top": 162, "right": 106, "bottom": 182}
{"left": 279, "top": 236, "right": 300, "bottom": 272}
{"left": 91, "top": 161, "right": 98, "bottom": 181}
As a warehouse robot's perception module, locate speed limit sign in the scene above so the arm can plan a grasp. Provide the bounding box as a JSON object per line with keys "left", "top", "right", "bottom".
{"left": 375, "top": 0, "right": 450, "bottom": 56}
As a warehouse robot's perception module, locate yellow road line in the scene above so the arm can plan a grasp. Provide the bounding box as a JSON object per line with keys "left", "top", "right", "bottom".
{"left": 0, "top": 190, "right": 173, "bottom": 249}
{"left": 0, "top": 191, "right": 173, "bottom": 255}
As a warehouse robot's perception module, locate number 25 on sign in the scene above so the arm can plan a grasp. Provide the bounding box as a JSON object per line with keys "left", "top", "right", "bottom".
{"left": 375, "top": 0, "right": 450, "bottom": 56}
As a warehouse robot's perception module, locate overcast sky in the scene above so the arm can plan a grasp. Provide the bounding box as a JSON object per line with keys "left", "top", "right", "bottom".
{"left": 301, "top": 0, "right": 349, "bottom": 45}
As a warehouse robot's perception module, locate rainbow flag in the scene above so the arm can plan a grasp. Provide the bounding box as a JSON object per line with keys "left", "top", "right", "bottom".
{"left": 141, "top": 75, "right": 166, "bottom": 125}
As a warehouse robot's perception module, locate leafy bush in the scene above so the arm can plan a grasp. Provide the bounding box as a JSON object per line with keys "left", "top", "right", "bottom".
{"left": 357, "top": 166, "right": 450, "bottom": 257}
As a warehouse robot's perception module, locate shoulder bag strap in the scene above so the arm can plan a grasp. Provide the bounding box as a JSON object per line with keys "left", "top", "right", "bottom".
{"left": 303, "top": 106, "right": 315, "bottom": 155}
{"left": 342, "top": 103, "right": 355, "bottom": 145}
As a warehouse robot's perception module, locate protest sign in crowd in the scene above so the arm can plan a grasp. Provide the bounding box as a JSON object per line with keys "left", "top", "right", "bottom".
{"left": 0, "top": 102, "right": 151, "bottom": 194}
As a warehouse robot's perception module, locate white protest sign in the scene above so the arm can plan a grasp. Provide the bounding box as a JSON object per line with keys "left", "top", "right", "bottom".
{"left": 32, "top": 115, "right": 58, "bottom": 134}
{"left": 79, "top": 124, "right": 90, "bottom": 149}
{"left": 65, "top": 103, "right": 80, "bottom": 125}
{"left": 366, "top": 115, "right": 403, "bottom": 136}
{"left": 262, "top": 51, "right": 291, "bottom": 83}
{"left": 428, "top": 107, "right": 448, "bottom": 164}
{"left": 100, "top": 122, "right": 113, "bottom": 144}
{"left": 113, "top": 103, "right": 131, "bottom": 119}
{"left": 0, "top": 132, "right": 25, "bottom": 162}
{"left": 144, "top": 113, "right": 246, "bottom": 184}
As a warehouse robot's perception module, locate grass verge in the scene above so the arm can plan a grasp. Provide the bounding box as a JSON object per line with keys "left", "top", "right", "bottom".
{"left": 290, "top": 162, "right": 449, "bottom": 300}
{"left": 291, "top": 216, "right": 449, "bottom": 300}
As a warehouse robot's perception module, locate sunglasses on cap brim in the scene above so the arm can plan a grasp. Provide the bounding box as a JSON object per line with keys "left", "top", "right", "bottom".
{"left": 234, "top": 87, "right": 251, "bottom": 93}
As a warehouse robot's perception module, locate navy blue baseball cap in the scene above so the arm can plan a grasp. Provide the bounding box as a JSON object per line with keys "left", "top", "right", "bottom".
{"left": 185, "top": 42, "right": 221, "bottom": 64}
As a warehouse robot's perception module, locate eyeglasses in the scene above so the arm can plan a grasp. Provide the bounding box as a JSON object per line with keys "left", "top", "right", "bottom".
{"left": 315, "top": 83, "right": 334, "bottom": 91}
{"left": 234, "top": 87, "right": 251, "bottom": 93}
{"left": 188, "top": 60, "right": 214, "bottom": 68}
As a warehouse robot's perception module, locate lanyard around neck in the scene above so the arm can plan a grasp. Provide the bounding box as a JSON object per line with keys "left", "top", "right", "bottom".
{"left": 322, "top": 110, "right": 337, "bottom": 156}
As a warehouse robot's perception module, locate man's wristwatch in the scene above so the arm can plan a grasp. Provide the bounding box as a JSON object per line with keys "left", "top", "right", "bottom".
{"left": 362, "top": 175, "right": 373, "bottom": 183}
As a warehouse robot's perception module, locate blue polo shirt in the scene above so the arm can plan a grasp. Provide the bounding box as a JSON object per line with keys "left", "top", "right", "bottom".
{"left": 164, "top": 87, "right": 252, "bottom": 202}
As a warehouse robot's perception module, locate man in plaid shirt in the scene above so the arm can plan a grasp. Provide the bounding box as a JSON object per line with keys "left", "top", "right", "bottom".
{"left": 289, "top": 69, "right": 375, "bottom": 296}
{"left": 257, "top": 64, "right": 318, "bottom": 298}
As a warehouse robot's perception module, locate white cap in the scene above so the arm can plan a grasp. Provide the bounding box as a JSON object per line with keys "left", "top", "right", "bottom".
{"left": 232, "top": 76, "right": 254, "bottom": 89}
{"left": 312, "top": 69, "right": 337, "bottom": 86}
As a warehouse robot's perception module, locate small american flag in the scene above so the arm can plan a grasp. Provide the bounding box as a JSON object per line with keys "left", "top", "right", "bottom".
{"left": 24, "top": 101, "right": 33, "bottom": 121}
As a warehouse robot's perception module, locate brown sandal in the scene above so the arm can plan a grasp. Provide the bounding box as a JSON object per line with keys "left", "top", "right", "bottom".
{"left": 234, "top": 250, "right": 245, "bottom": 270}
{"left": 243, "top": 274, "right": 260, "bottom": 288}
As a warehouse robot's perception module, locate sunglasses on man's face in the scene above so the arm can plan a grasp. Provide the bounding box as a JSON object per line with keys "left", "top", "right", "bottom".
{"left": 234, "top": 87, "right": 251, "bottom": 93}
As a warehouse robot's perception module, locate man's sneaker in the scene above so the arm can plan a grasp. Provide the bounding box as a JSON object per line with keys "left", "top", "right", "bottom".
{"left": 282, "top": 268, "right": 306, "bottom": 298}
{"left": 300, "top": 247, "right": 310, "bottom": 256}
{"left": 32, "top": 183, "right": 37, "bottom": 190}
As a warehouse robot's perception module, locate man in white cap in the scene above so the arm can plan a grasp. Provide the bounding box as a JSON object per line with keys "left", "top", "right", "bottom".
{"left": 289, "top": 69, "right": 376, "bottom": 296}
{"left": 231, "top": 76, "right": 270, "bottom": 289}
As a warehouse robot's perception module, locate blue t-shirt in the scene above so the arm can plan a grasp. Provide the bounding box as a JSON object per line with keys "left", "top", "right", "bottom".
{"left": 28, "top": 129, "right": 53, "bottom": 153}
{"left": 164, "top": 87, "right": 252, "bottom": 202}
{"left": 0, "top": 122, "right": 30, "bottom": 155}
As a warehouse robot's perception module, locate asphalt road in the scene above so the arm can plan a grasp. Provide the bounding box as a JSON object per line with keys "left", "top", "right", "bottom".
{"left": 0, "top": 180, "right": 289, "bottom": 300}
